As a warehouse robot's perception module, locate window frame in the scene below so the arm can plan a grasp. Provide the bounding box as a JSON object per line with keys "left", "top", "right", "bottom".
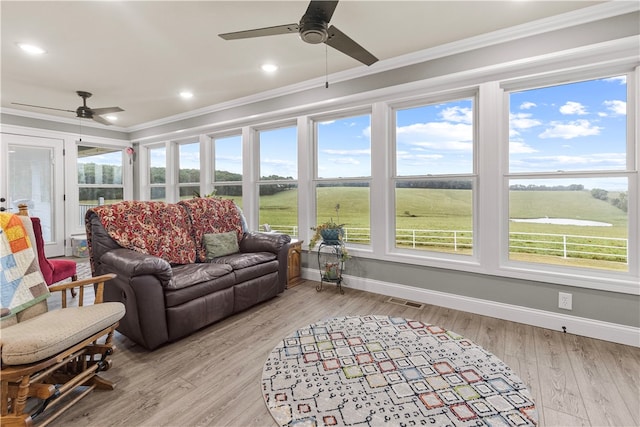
{"left": 498, "top": 69, "right": 638, "bottom": 291}
{"left": 388, "top": 90, "right": 479, "bottom": 261}
{"left": 255, "top": 121, "right": 299, "bottom": 236}
{"left": 311, "top": 107, "right": 373, "bottom": 248}
{"left": 76, "top": 143, "right": 127, "bottom": 225}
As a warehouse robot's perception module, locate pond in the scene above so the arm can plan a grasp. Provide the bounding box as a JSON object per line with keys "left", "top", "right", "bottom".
{"left": 510, "top": 217, "right": 612, "bottom": 227}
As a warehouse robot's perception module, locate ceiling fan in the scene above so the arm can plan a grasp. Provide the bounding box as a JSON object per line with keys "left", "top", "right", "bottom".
{"left": 218, "top": 0, "right": 378, "bottom": 66}
{"left": 12, "top": 91, "right": 124, "bottom": 126}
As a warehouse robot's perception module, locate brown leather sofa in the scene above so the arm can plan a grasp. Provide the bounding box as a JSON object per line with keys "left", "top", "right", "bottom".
{"left": 85, "top": 198, "right": 290, "bottom": 350}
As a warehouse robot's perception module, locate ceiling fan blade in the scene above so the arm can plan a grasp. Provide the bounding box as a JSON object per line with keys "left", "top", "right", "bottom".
{"left": 91, "top": 106, "right": 124, "bottom": 115}
{"left": 219, "top": 23, "right": 298, "bottom": 40}
{"left": 91, "top": 115, "right": 112, "bottom": 126}
{"left": 303, "top": 0, "right": 339, "bottom": 22}
{"left": 325, "top": 25, "right": 378, "bottom": 66}
{"left": 11, "top": 102, "right": 75, "bottom": 113}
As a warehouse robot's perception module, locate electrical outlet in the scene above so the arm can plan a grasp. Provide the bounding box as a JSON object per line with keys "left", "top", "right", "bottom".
{"left": 559, "top": 292, "right": 572, "bottom": 310}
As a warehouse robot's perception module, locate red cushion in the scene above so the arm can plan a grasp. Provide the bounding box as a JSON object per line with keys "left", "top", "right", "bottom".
{"left": 50, "top": 258, "right": 77, "bottom": 283}
{"left": 30, "top": 217, "right": 76, "bottom": 285}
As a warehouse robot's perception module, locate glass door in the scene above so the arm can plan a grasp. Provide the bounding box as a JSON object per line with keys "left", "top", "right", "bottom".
{"left": 0, "top": 134, "right": 65, "bottom": 257}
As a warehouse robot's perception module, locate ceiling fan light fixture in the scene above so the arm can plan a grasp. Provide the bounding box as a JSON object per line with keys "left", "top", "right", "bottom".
{"left": 17, "top": 43, "right": 46, "bottom": 55}
{"left": 299, "top": 19, "right": 327, "bottom": 44}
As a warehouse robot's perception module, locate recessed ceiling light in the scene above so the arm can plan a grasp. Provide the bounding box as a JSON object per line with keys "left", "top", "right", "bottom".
{"left": 261, "top": 63, "right": 278, "bottom": 73}
{"left": 17, "top": 43, "right": 46, "bottom": 55}
{"left": 180, "top": 91, "right": 194, "bottom": 99}
{"left": 105, "top": 115, "right": 117, "bottom": 121}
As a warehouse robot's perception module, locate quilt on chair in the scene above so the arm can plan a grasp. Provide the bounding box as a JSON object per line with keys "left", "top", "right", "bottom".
{"left": 0, "top": 213, "right": 49, "bottom": 318}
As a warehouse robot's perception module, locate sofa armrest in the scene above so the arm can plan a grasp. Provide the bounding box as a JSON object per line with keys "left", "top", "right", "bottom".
{"left": 239, "top": 232, "right": 291, "bottom": 254}
{"left": 100, "top": 248, "right": 173, "bottom": 287}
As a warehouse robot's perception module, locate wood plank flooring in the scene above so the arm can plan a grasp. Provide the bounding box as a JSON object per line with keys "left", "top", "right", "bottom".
{"left": 45, "top": 280, "right": 640, "bottom": 426}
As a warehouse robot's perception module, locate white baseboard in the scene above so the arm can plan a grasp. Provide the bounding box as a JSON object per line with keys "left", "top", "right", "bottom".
{"left": 301, "top": 268, "right": 639, "bottom": 347}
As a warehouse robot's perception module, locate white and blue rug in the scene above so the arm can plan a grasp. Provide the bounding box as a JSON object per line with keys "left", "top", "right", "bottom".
{"left": 262, "top": 315, "right": 537, "bottom": 426}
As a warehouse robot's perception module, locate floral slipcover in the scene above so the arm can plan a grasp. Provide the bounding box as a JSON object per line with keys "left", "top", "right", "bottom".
{"left": 90, "top": 201, "right": 197, "bottom": 264}
{"left": 178, "top": 198, "right": 243, "bottom": 262}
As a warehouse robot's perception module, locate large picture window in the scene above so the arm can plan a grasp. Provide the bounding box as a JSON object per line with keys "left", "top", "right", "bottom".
{"left": 178, "top": 141, "right": 200, "bottom": 199}
{"left": 212, "top": 134, "right": 242, "bottom": 204}
{"left": 393, "top": 97, "right": 475, "bottom": 255}
{"left": 258, "top": 125, "right": 298, "bottom": 236}
{"left": 77, "top": 145, "right": 124, "bottom": 224}
{"left": 149, "top": 145, "right": 167, "bottom": 201}
{"left": 507, "top": 76, "right": 630, "bottom": 272}
{"left": 315, "top": 113, "right": 371, "bottom": 245}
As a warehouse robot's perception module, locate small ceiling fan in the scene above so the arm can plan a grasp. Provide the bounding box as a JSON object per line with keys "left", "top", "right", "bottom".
{"left": 12, "top": 91, "right": 124, "bottom": 125}
{"left": 218, "top": 0, "right": 378, "bottom": 66}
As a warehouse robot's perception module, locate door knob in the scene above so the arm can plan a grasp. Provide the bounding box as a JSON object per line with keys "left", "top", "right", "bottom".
{"left": 0, "top": 197, "right": 5, "bottom": 202}
{"left": 0, "top": 207, "right": 6, "bottom": 212}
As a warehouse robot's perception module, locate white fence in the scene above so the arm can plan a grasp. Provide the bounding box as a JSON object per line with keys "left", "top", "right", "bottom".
{"left": 269, "top": 224, "right": 628, "bottom": 264}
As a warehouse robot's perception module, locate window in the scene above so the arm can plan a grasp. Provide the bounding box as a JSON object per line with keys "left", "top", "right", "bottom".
{"left": 315, "top": 113, "right": 371, "bottom": 245}
{"left": 77, "top": 145, "right": 124, "bottom": 224}
{"left": 212, "top": 134, "right": 242, "bottom": 205}
{"left": 258, "top": 125, "right": 298, "bottom": 236}
{"left": 393, "top": 97, "right": 475, "bottom": 255}
{"left": 507, "top": 76, "right": 630, "bottom": 271}
{"left": 149, "top": 145, "right": 166, "bottom": 201}
{"left": 178, "top": 141, "right": 200, "bottom": 199}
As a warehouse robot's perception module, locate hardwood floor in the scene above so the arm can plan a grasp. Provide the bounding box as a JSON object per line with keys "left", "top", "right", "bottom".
{"left": 46, "top": 280, "right": 639, "bottom": 426}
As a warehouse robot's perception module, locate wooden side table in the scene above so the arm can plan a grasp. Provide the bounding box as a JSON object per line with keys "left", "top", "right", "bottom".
{"left": 287, "top": 239, "right": 303, "bottom": 288}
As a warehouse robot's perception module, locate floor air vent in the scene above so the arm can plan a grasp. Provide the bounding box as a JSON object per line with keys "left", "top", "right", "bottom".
{"left": 387, "top": 297, "right": 424, "bottom": 309}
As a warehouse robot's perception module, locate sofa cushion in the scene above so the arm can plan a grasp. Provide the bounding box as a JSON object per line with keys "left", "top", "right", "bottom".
{"left": 179, "top": 198, "right": 243, "bottom": 262}
{"left": 211, "top": 251, "right": 276, "bottom": 270}
{"left": 168, "top": 263, "right": 233, "bottom": 290}
{"left": 0, "top": 302, "right": 125, "bottom": 365}
{"left": 90, "top": 201, "right": 196, "bottom": 265}
{"left": 203, "top": 231, "right": 239, "bottom": 259}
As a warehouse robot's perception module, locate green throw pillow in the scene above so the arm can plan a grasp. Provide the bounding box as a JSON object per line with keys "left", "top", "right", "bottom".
{"left": 203, "top": 231, "right": 239, "bottom": 259}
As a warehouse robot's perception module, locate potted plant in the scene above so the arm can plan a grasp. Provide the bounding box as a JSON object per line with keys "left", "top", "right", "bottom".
{"left": 309, "top": 204, "right": 351, "bottom": 262}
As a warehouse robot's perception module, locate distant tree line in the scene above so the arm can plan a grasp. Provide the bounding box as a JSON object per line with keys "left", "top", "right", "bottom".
{"left": 78, "top": 163, "right": 123, "bottom": 202}
{"left": 509, "top": 184, "right": 585, "bottom": 191}
{"left": 591, "top": 188, "right": 628, "bottom": 212}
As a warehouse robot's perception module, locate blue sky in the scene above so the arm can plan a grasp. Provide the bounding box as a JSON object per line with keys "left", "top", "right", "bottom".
{"left": 509, "top": 76, "right": 627, "bottom": 174}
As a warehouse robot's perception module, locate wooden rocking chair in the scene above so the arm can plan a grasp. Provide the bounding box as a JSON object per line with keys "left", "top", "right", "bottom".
{"left": 1, "top": 214, "right": 125, "bottom": 427}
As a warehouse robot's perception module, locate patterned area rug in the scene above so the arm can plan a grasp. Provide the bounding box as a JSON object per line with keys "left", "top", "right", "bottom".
{"left": 75, "top": 261, "right": 91, "bottom": 280}
{"left": 262, "top": 315, "right": 537, "bottom": 426}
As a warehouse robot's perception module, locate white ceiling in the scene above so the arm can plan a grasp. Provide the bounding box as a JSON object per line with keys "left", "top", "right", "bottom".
{"left": 1, "top": 1, "right": 604, "bottom": 130}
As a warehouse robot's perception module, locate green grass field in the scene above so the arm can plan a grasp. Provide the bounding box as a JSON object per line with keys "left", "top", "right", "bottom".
{"left": 257, "top": 187, "right": 628, "bottom": 269}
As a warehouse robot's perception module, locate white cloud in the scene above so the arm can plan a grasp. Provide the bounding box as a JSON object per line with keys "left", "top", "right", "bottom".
{"left": 322, "top": 149, "right": 370, "bottom": 156}
{"left": 510, "top": 112, "right": 541, "bottom": 130}
{"left": 439, "top": 106, "right": 472, "bottom": 124}
{"left": 602, "top": 100, "right": 626, "bottom": 116}
{"left": 410, "top": 140, "right": 472, "bottom": 151}
{"left": 397, "top": 121, "right": 472, "bottom": 144}
{"left": 538, "top": 119, "right": 602, "bottom": 139}
{"left": 519, "top": 102, "right": 536, "bottom": 110}
{"left": 604, "top": 76, "right": 626, "bottom": 85}
{"left": 397, "top": 152, "right": 443, "bottom": 160}
{"left": 559, "top": 101, "right": 588, "bottom": 115}
{"left": 509, "top": 141, "right": 537, "bottom": 154}
{"left": 331, "top": 157, "right": 360, "bottom": 165}
{"left": 519, "top": 153, "right": 625, "bottom": 168}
